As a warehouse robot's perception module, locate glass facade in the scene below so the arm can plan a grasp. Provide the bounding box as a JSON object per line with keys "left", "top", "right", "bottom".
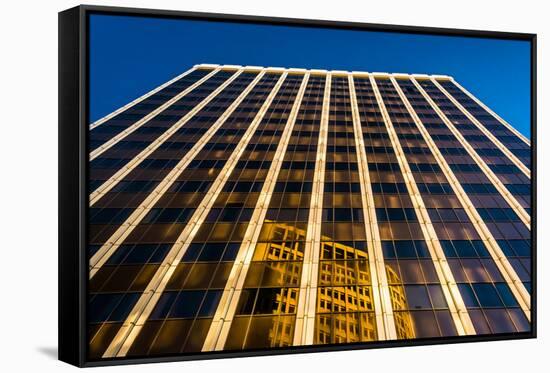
{"left": 87, "top": 64, "right": 532, "bottom": 360}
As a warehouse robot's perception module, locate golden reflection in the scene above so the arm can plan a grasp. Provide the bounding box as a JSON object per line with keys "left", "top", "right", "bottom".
{"left": 226, "top": 221, "right": 416, "bottom": 348}
{"left": 386, "top": 267, "right": 416, "bottom": 339}
{"left": 225, "top": 222, "right": 307, "bottom": 349}
{"left": 315, "top": 239, "right": 377, "bottom": 343}
{"left": 250, "top": 222, "right": 382, "bottom": 344}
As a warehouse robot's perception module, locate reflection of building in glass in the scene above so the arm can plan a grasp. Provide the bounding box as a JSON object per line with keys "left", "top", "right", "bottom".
{"left": 239, "top": 222, "right": 304, "bottom": 349}
{"left": 385, "top": 266, "right": 415, "bottom": 339}
{"left": 316, "top": 239, "right": 376, "bottom": 344}
{"left": 87, "top": 64, "right": 532, "bottom": 360}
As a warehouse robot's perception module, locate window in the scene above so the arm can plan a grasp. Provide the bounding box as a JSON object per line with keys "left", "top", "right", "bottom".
{"left": 409, "top": 163, "right": 441, "bottom": 173}
{"left": 197, "top": 243, "right": 227, "bottom": 261}
{"left": 324, "top": 183, "right": 361, "bottom": 193}
{"left": 477, "top": 208, "right": 520, "bottom": 222}
{"left": 236, "top": 288, "right": 298, "bottom": 315}
{"left": 142, "top": 208, "right": 195, "bottom": 224}
{"left": 137, "top": 158, "right": 179, "bottom": 169}
{"left": 428, "top": 208, "right": 469, "bottom": 223}
{"left": 89, "top": 208, "right": 133, "bottom": 224}
{"left": 471, "top": 283, "right": 503, "bottom": 308}
{"left": 404, "top": 285, "right": 432, "bottom": 309}
{"left": 323, "top": 208, "right": 363, "bottom": 222}
{"left": 106, "top": 244, "right": 171, "bottom": 265}
{"left": 168, "top": 180, "right": 211, "bottom": 193}
{"left": 417, "top": 183, "right": 453, "bottom": 194}
{"left": 169, "top": 291, "right": 205, "bottom": 318}
{"left": 89, "top": 293, "right": 140, "bottom": 323}
{"left": 462, "top": 183, "right": 498, "bottom": 194}
{"left": 154, "top": 290, "right": 222, "bottom": 319}
{"left": 223, "top": 181, "right": 263, "bottom": 193}
{"left": 495, "top": 283, "right": 518, "bottom": 307}
{"left": 376, "top": 208, "right": 417, "bottom": 222}
{"left": 274, "top": 182, "right": 312, "bottom": 193}
{"left": 381, "top": 241, "right": 430, "bottom": 259}
{"left": 497, "top": 240, "right": 530, "bottom": 257}
{"left": 368, "top": 163, "right": 400, "bottom": 172}
{"left": 371, "top": 183, "right": 407, "bottom": 194}
{"left": 394, "top": 241, "right": 416, "bottom": 258}
{"left": 206, "top": 208, "right": 254, "bottom": 222}
{"left": 440, "top": 240, "right": 489, "bottom": 258}
{"left": 457, "top": 284, "right": 479, "bottom": 308}
{"left": 506, "top": 184, "right": 531, "bottom": 195}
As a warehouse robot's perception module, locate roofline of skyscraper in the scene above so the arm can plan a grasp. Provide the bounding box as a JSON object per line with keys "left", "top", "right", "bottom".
{"left": 193, "top": 63, "right": 454, "bottom": 80}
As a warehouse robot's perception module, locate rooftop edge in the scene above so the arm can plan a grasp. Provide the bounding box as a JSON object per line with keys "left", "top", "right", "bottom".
{"left": 194, "top": 63, "right": 454, "bottom": 80}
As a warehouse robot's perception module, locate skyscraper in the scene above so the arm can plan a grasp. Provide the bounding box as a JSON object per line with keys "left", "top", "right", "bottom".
{"left": 87, "top": 63, "right": 532, "bottom": 360}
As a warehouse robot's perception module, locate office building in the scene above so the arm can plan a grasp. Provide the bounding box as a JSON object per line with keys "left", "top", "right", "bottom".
{"left": 86, "top": 64, "right": 532, "bottom": 359}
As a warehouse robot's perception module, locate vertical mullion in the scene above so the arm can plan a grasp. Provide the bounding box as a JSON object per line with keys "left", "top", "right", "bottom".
{"left": 409, "top": 78, "right": 530, "bottom": 228}
{"left": 90, "top": 67, "right": 220, "bottom": 160}
{"left": 102, "top": 72, "right": 289, "bottom": 358}
{"left": 89, "top": 67, "right": 241, "bottom": 206}
{"left": 384, "top": 75, "right": 477, "bottom": 335}
{"left": 370, "top": 74, "right": 472, "bottom": 335}
{"left": 202, "top": 72, "right": 311, "bottom": 351}
{"left": 348, "top": 74, "right": 397, "bottom": 340}
{"left": 407, "top": 76, "right": 531, "bottom": 319}
{"left": 89, "top": 69, "right": 266, "bottom": 278}
{"left": 293, "top": 72, "right": 331, "bottom": 346}
{"left": 430, "top": 78, "right": 530, "bottom": 177}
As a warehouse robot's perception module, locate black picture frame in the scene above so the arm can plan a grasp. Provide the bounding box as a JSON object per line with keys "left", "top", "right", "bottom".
{"left": 58, "top": 4, "right": 537, "bottom": 367}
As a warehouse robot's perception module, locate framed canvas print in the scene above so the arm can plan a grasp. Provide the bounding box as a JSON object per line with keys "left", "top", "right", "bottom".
{"left": 58, "top": 4, "right": 536, "bottom": 367}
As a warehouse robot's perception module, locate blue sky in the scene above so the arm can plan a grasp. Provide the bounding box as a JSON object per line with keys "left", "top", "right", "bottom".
{"left": 89, "top": 14, "right": 531, "bottom": 137}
